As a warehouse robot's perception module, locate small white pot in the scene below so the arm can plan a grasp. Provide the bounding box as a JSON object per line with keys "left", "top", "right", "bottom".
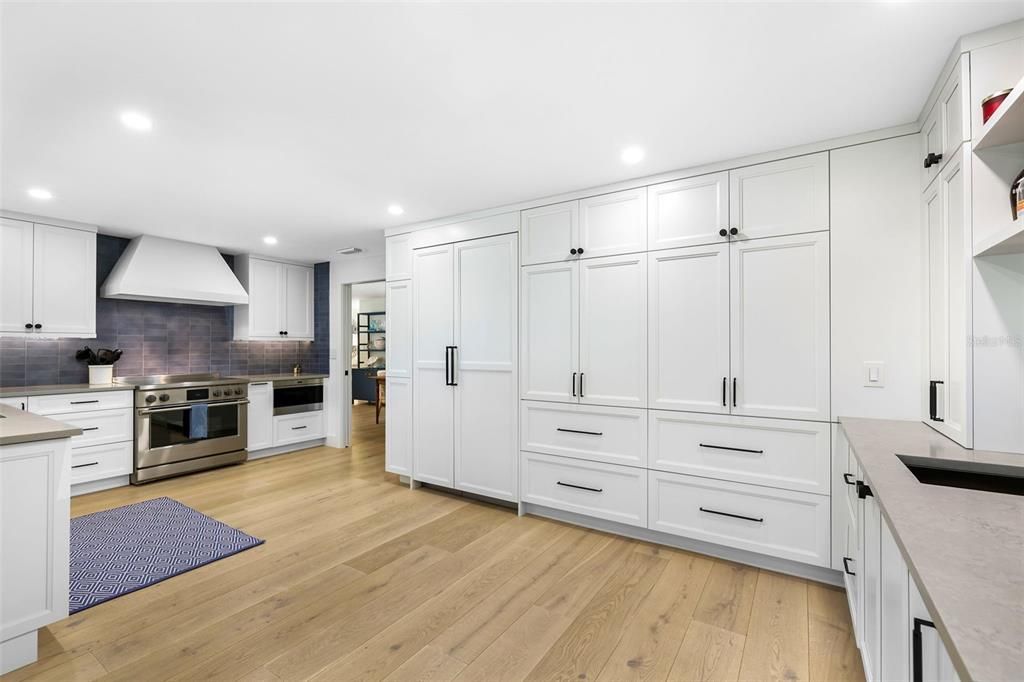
{"left": 88, "top": 365, "right": 114, "bottom": 385}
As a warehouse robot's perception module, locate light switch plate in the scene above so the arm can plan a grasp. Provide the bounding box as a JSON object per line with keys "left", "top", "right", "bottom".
{"left": 863, "top": 361, "right": 885, "bottom": 388}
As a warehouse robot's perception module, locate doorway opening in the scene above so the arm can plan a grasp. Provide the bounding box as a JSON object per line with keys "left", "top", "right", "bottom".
{"left": 346, "top": 280, "right": 387, "bottom": 453}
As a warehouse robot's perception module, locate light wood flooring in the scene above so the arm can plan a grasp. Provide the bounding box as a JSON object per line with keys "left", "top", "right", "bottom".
{"left": 3, "top": 404, "right": 863, "bottom": 682}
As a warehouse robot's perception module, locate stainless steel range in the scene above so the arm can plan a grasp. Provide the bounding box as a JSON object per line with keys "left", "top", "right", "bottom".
{"left": 114, "top": 373, "right": 249, "bottom": 484}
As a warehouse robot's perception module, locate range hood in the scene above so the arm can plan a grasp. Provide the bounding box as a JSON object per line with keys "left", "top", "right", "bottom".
{"left": 101, "top": 235, "right": 249, "bottom": 306}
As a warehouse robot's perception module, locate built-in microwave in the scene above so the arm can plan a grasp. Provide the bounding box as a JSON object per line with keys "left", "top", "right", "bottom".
{"left": 273, "top": 377, "right": 324, "bottom": 416}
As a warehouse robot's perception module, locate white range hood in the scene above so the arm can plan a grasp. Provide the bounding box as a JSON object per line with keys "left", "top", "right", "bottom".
{"left": 101, "top": 235, "right": 249, "bottom": 306}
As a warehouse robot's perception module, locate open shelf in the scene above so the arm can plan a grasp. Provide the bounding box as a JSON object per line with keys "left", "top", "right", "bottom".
{"left": 974, "top": 221, "right": 1024, "bottom": 257}
{"left": 974, "top": 75, "right": 1024, "bottom": 151}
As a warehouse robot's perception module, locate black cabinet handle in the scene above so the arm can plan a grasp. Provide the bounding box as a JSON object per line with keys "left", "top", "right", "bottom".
{"left": 843, "top": 473, "right": 856, "bottom": 486}
{"left": 444, "top": 346, "right": 453, "bottom": 386}
{"left": 557, "top": 428, "right": 603, "bottom": 436}
{"left": 842, "top": 556, "right": 856, "bottom": 576}
{"left": 450, "top": 346, "right": 458, "bottom": 386}
{"left": 698, "top": 443, "right": 764, "bottom": 454}
{"left": 923, "top": 152, "right": 943, "bottom": 169}
{"left": 721, "top": 377, "right": 726, "bottom": 406}
{"left": 699, "top": 507, "right": 763, "bottom": 523}
{"left": 729, "top": 227, "right": 738, "bottom": 236}
{"left": 80, "top": 427, "right": 100, "bottom": 432}
{"left": 579, "top": 373, "right": 584, "bottom": 397}
{"left": 732, "top": 378, "right": 737, "bottom": 407}
{"left": 24, "top": 323, "right": 32, "bottom": 329}
{"left": 70, "top": 400, "right": 100, "bottom": 405}
{"left": 570, "top": 248, "right": 578, "bottom": 255}
{"left": 72, "top": 462, "right": 99, "bottom": 469}
{"left": 291, "top": 425, "right": 308, "bottom": 430}
{"left": 718, "top": 229, "right": 728, "bottom": 237}
{"left": 929, "top": 380, "right": 944, "bottom": 422}
{"left": 913, "top": 618, "right": 937, "bottom": 682}
{"left": 572, "top": 372, "right": 577, "bottom": 397}
{"left": 251, "top": 382, "right": 269, "bottom": 386}
{"left": 34, "top": 323, "right": 42, "bottom": 329}
{"left": 556, "top": 481, "right": 602, "bottom": 493}
{"left": 857, "top": 480, "right": 873, "bottom": 499}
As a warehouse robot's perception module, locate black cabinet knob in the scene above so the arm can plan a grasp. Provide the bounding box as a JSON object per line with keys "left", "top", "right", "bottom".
{"left": 719, "top": 229, "right": 728, "bottom": 237}
{"left": 729, "top": 228, "right": 738, "bottom": 236}
{"left": 570, "top": 248, "right": 578, "bottom": 255}
{"left": 24, "top": 323, "right": 32, "bottom": 329}
{"left": 284, "top": 331, "right": 288, "bottom": 336}
{"left": 577, "top": 247, "right": 584, "bottom": 255}
{"left": 34, "top": 323, "right": 42, "bottom": 329}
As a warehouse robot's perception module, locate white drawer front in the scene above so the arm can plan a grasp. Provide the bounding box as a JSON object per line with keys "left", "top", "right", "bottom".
{"left": 648, "top": 470, "right": 830, "bottom": 566}
{"left": 27, "top": 390, "right": 133, "bottom": 416}
{"left": 60, "top": 409, "right": 133, "bottom": 449}
{"left": 520, "top": 452, "right": 646, "bottom": 527}
{"left": 274, "top": 411, "right": 325, "bottom": 445}
{"left": 521, "top": 401, "right": 646, "bottom": 467}
{"left": 648, "top": 412, "right": 829, "bottom": 494}
{"left": 70, "top": 441, "right": 133, "bottom": 484}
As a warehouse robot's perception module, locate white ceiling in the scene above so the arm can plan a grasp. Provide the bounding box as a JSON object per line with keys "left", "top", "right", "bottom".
{"left": 3, "top": 2, "right": 1021, "bottom": 262}
{"left": 352, "top": 280, "right": 386, "bottom": 303}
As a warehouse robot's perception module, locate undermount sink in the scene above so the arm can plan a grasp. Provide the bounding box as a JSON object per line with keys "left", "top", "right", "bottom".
{"left": 897, "top": 454, "right": 1024, "bottom": 496}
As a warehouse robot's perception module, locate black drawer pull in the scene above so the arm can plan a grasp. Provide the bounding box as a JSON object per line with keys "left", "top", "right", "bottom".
{"left": 291, "top": 425, "right": 308, "bottom": 430}
{"left": 72, "top": 462, "right": 99, "bottom": 469}
{"left": 556, "top": 481, "right": 603, "bottom": 493}
{"left": 70, "top": 400, "right": 100, "bottom": 405}
{"left": 843, "top": 473, "right": 856, "bottom": 485}
{"left": 842, "top": 556, "right": 855, "bottom": 576}
{"left": 698, "top": 443, "right": 763, "bottom": 454}
{"left": 556, "top": 428, "right": 603, "bottom": 436}
{"left": 251, "top": 382, "right": 269, "bottom": 386}
{"left": 80, "top": 427, "right": 100, "bottom": 432}
{"left": 699, "top": 506, "right": 763, "bottom": 523}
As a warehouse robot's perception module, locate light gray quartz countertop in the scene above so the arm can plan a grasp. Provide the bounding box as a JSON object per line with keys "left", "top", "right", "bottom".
{"left": 231, "top": 373, "right": 329, "bottom": 383}
{"left": 0, "top": 383, "right": 133, "bottom": 399}
{"left": 0, "top": 403, "right": 82, "bottom": 446}
{"left": 839, "top": 417, "right": 1024, "bottom": 682}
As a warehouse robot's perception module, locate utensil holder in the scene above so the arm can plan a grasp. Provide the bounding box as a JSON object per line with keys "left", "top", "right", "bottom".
{"left": 89, "top": 365, "right": 114, "bottom": 385}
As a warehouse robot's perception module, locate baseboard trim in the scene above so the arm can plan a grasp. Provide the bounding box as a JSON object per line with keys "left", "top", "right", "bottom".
{"left": 247, "top": 439, "right": 327, "bottom": 461}
{"left": 72, "top": 475, "right": 130, "bottom": 497}
{"left": 0, "top": 630, "right": 38, "bottom": 675}
{"left": 521, "top": 503, "right": 844, "bottom": 587}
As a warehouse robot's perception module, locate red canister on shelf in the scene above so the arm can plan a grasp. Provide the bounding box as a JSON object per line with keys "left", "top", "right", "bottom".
{"left": 982, "top": 88, "right": 1013, "bottom": 124}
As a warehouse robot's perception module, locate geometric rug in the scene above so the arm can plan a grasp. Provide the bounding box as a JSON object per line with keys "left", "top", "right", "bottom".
{"left": 69, "top": 497, "right": 264, "bottom": 614}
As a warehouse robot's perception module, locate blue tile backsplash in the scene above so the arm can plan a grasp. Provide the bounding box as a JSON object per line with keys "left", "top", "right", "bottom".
{"left": 0, "top": 235, "right": 330, "bottom": 387}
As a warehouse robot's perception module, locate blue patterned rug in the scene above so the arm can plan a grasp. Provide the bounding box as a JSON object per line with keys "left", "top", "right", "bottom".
{"left": 69, "top": 497, "right": 264, "bottom": 614}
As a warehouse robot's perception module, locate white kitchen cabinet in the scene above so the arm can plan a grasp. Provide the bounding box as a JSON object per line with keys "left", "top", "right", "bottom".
{"left": 578, "top": 188, "right": 647, "bottom": 258}
{"left": 923, "top": 145, "right": 972, "bottom": 448}
{"left": 520, "top": 401, "right": 646, "bottom": 468}
{"left": 730, "top": 231, "right": 830, "bottom": 421}
{"left": 647, "top": 172, "right": 729, "bottom": 250}
{"left": 69, "top": 442, "right": 133, "bottom": 485}
{"left": 273, "top": 411, "right": 325, "bottom": 445}
{"left": 384, "top": 279, "right": 412, "bottom": 476}
{"left": 0, "top": 218, "right": 96, "bottom": 337}
{"left": 0, "top": 397, "right": 27, "bottom": 410}
{"left": 25, "top": 390, "right": 132, "bottom": 416}
{"left": 881, "top": 519, "right": 911, "bottom": 682}
{"left": 386, "top": 233, "right": 413, "bottom": 281}
{"left": 648, "top": 244, "right": 730, "bottom": 413}
{"left": 921, "top": 55, "right": 969, "bottom": 189}
{"left": 521, "top": 201, "right": 577, "bottom": 266}
{"left": 520, "top": 261, "right": 579, "bottom": 404}
{"left": 909, "top": 578, "right": 960, "bottom": 682}
{"left": 247, "top": 381, "right": 274, "bottom": 451}
{"left": 234, "top": 256, "right": 314, "bottom": 341}
{"left": 861, "top": 479, "right": 883, "bottom": 682}
{"left": 728, "top": 152, "right": 829, "bottom": 240}
{"left": 579, "top": 253, "right": 646, "bottom": 408}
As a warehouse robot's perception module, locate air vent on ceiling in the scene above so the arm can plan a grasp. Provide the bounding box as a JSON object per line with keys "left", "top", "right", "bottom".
{"left": 336, "top": 247, "right": 363, "bottom": 255}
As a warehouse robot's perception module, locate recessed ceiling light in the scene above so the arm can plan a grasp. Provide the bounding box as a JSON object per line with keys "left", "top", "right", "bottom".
{"left": 621, "top": 146, "right": 645, "bottom": 165}
{"left": 263, "top": 236, "right": 278, "bottom": 245}
{"left": 120, "top": 110, "right": 153, "bottom": 131}
{"left": 27, "top": 187, "right": 53, "bottom": 200}
{"left": 387, "top": 204, "right": 404, "bottom": 216}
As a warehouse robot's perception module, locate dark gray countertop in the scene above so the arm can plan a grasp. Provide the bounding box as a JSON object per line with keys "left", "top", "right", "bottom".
{"left": 839, "top": 417, "right": 1024, "bottom": 682}
{"left": 0, "top": 383, "right": 133, "bottom": 399}
{"left": 0, "top": 403, "right": 83, "bottom": 446}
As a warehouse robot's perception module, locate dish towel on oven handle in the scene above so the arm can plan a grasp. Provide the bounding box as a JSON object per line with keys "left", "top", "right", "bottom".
{"left": 189, "top": 403, "right": 208, "bottom": 439}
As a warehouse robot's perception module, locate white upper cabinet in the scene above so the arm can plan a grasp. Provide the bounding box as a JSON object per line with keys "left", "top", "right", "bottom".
{"left": 578, "top": 188, "right": 647, "bottom": 258}
{"left": 922, "top": 55, "right": 969, "bottom": 189}
{"left": 729, "top": 152, "right": 829, "bottom": 240}
{"left": 647, "top": 172, "right": 729, "bottom": 250}
{"left": 521, "top": 201, "right": 578, "bottom": 266}
{"left": 0, "top": 219, "right": 96, "bottom": 337}
{"left": 283, "top": 263, "right": 314, "bottom": 339}
{"left": 579, "top": 253, "right": 647, "bottom": 408}
{"left": 730, "top": 232, "right": 830, "bottom": 421}
{"left": 247, "top": 258, "right": 285, "bottom": 338}
{"left": 648, "top": 244, "right": 730, "bottom": 413}
{"left": 386, "top": 233, "right": 413, "bottom": 281}
{"left": 234, "top": 256, "right": 314, "bottom": 340}
{"left": 0, "top": 218, "right": 35, "bottom": 333}
{"left": 520, "top": 261, "right": 579, "bottom": 403}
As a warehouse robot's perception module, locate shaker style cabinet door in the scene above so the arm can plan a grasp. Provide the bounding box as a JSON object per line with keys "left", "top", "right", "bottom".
{"left": 283, "top": 264, "right": 314, "bottom": 340}
{"left": 579, "top": 253, "right": 646, "bottom": 408}
{"left": 520, "top": 261, "right": 579, "bottom": 404}
{"left": 248, "top": 258, "right": 286, "bottom": 339}
{"left": 412, "top": 244, "right": 455, "bottom": 487}
{"left": 247, "top": 382, "right": 274, "bottom": 451}
{"left": 730, "top": 232, "right": 830, "bottom": 421}
{"left": 648, "top": 244, "right": 730, "bottom": 413}
{"left": 386, "top": 233, "right": 413, "bottom": 281}
{"left": 578, "top": 187, "right": 647, "bottom": 259}
{"left": 728, "top": 152, "right": 829, "bottom": 240}
{"left": 385, "top": 279, "right": 413, "bottom": 476}
{"left": 647, "top": 172, "right": 729, "bottom": 250}
{"left": 453, "top": 233, "right": 518, "bottom": 501}
{"left": 32, "top": 223, "right": 96, "bottom": 337}
{"left": 0, "top": 218, "right": 34, "bottom": 333}
{"left": 521, "top": 201, "right": 578, "bottom": 266}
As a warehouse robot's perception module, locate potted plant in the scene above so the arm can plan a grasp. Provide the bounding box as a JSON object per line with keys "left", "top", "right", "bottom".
{"left": 75, "top": 347, "right": 123, "bottom": 385}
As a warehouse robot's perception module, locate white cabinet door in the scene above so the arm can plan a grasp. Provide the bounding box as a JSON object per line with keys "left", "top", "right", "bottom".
{"left": 909, "top": 578, "right": 960, "bottom": 682}
{"left": 578, "top": 188, "right": 647, "bottom": 259}
{"left": 283, "top": 264, "right": 314, "bottom": 340}
{"left": 386, "top": 233, "right": 413, "bottom": 281}
{"left": 938, "top": 56, "right": 968, "bottom": 168}
{"left": 248, "top": 258, "right": 285, "bottom": 339}
{"left": 579, "top": 253, "right": 646, "bottom": 408}
{"left": 453, "top": 234, "right": 518, "bottom": 501}
{"left": 924, "top": 178, "right": 946, "bottom": 427}
{"left": 647, "top": 172, "right": 729, "bottom": 250}
{"left": 412, "top": 244, "right": 455, "bottom": 487}
{"left": 32, "top": 224, "right": 96, "bottom": 336}
{"left": 520, "top": 261, "right": 579, "bottom": 404}
{"left": 247, "top": 381, "right": 273, "bottom": 451}
{"left": 0, "top": 397, "right": 27, "bottom": 410}
{"left": 921, "top": 106, "right": 943, "bottom": 189}
{"left": 881, "top": 519, "right": 910, "bottom": 682}
{"left": 0, "top": 218, "right": 34, "bottom": 333}
{"left": 729, "top": 152, "right": 829, "bottom": 240}
{"left": 648, "top": 244, "right": 730, "bottom": 413}
{"left": 385, "top": 279, "right": 413, "bottom": 475}
{"left": 730, "top": 232, "right": 830, "bottom": 421}
{"left": 862, "top": 484, "right": 882, "bottom": 682}
{"left": 521, "top": 201, "right": 578, "bottom": 266}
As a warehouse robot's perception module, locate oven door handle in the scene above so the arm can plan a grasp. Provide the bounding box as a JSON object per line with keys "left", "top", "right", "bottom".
{"left": 138, "top": 399, "right": 249, "bottom": 415}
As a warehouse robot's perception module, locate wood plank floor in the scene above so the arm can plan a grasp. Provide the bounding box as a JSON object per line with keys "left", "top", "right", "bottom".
{"left": 3, "top": 404, "right": 864, "bottom": 682}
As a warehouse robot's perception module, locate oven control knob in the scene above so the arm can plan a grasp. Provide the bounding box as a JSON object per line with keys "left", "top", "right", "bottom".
{"left": 212, "top": 389, "right": 222, "bottom": 397}
{"left": 158, "top": 394, "right": 170, "bottom": 402}
{"left": 234, "top": 388, "right": 243, "bottom": 396}
{"left": 145, "top": 394, "right": 157, "bottom": 404}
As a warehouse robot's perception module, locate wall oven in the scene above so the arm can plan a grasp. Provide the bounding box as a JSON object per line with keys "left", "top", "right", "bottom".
{"left": 273, "top": 377, "right": 324, "bottom": 416}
